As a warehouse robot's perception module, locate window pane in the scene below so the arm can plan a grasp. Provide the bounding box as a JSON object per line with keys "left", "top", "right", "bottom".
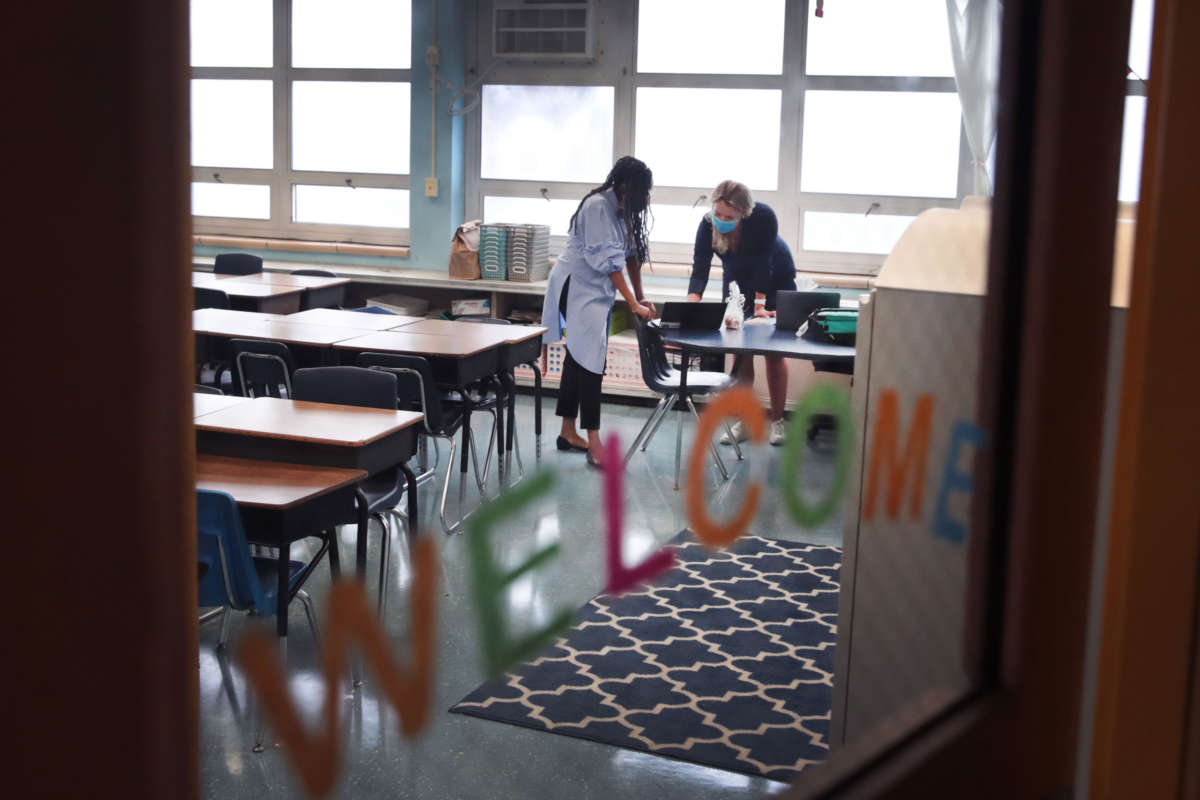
{"left": 293, "top": 185, "right": 409, "bottom": 228}
{"left": 1128, "top": 0, "right": 1154, "bottom": 78}
{"left": 190, "top": 0, "right": 272, "bottom": 67}
{"left": 649, "top": 204, "right": 706, "bottom": 244}
{"left": 803, "top": 211, "right": 916, "bottom": 255}
{"left": 483, "top": 196, "right": 579, "bottom": 237}
{"left": 805, "top": 0, "right": 953, "bottom": 77}
{"left": 191, "top": 80, "right": 273, "bottom": 168}
{"left": 192, "top": 183, "right": 271, "bottom": 219}
{"left": 292, "top": 0, "right": 412, "bottom": 69}
{"left": 292, "top": 82, "right": 410, "bottom": 174}
{"left": 801, "top": 91, "right": 962, "bottom": 198}
{"left": 481, "top": 85, "right": 614, "bottom": 183}
{"left": 637, "top": 0, "right": 784, "bottom": 75}
{"left": 1118, "top": 96, "right": 1146, "bottom": 204}
{"left": 636, "top": 88, "right": 781, "bottom": 190}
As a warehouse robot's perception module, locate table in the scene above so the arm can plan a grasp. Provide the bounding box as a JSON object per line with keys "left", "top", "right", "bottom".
{"left": 196, "top": 454, "right": 366, "bottom": 639}
{"left": 283, "top": 308, "right": 424, "bottom": 331}
{"left": 193, "top": 308, "right": 361, "bottom": 351}
{"left": 390, "top": 319, "right": 548, "bottom": 470}
{"left": 216, "top": 272, "right": 351, "bottom": 310}
{"left": 191, "top": 274, "right": 303, "bottom": 314}
{"left": 195, "top": 396, "right": 424, "bottom": 588}
{"left": 193, "top": 392, "right": 249, "bottom": 418}
{"left": 660, "top": 321, "right": 856, "bottom": 487}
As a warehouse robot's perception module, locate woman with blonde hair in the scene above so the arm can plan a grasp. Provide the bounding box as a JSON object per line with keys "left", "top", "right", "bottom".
{"left": 687, "top": 180, "right": 797, "bottom": 445}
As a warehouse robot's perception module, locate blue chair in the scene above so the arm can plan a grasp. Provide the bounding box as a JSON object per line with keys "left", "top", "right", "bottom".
{"left": 196, "top": 490, "right": 322, "bottom": 651}
{"left": 291, "top": 269, "right": 346, "bottom": 310}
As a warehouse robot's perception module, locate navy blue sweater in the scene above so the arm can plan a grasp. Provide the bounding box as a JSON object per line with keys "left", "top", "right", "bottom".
{"left": 688, "top": 202, "right": 796, "bottom": 300}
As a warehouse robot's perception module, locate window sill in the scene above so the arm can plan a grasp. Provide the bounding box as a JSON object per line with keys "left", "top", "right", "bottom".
{"left": 192, "top": 234, "right": 410, "bottom": 259}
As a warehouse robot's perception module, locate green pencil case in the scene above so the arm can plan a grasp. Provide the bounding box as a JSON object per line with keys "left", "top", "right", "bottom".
{"left": 804, "top": 308, "right": 858, "bottom": 346}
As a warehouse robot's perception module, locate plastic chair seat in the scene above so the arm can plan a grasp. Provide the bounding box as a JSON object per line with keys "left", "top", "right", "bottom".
{"left": 360, "top": 468, "right": 405, "bottom": 514}
{"left": 249, "top": 557, "right": 310, "bottom": 617}
{"left": 649, "top": 368, "right": 732, "bottom": 393}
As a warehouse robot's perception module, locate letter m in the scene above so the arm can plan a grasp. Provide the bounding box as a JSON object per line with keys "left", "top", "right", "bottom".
{"left": 864, "top": 390, "right": 935, "bottom": 521}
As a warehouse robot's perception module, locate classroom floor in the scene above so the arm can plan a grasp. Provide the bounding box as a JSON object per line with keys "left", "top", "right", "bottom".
{"left": 198, "top": 394, "right": 844, "bottom": 799}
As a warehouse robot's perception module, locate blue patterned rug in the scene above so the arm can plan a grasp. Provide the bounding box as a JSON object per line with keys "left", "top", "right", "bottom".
{"left": 450, "top": 532, "right": 840, "bottom": 782}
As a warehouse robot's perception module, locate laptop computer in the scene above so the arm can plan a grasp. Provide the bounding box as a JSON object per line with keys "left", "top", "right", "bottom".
{"left": 775, "top": 291, "right": 842, "bottom": 332}
{"left": 658, "top": 301, "right": 727, "bottom": 330}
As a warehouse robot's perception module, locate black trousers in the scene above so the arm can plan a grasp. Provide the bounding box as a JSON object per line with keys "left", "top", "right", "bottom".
{"left": 555, "top": 275, "right": 604, "bottom": 430}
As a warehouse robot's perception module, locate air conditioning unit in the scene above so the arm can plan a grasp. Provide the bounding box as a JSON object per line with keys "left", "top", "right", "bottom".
{"left": 493, "top": 1, "right": 595, "bottom": 61}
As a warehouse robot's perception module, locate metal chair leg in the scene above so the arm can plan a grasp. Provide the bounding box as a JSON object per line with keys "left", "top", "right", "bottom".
{"left": 376, "top": 513, "right": 391, "bottom": 619}
{"left": 439, "top": 435, "right": 462, "bottom": 535}
{"left": 688, "top": 395, "right": 728, "bottom": 480}
{"left": 218, "top": 606, "right": 233, "bottom": 650}
{"left": 674, "top": 394, "right": 685, "bottom": 491}
{"left": 476, "top": 409, "right": 498, "bottom": 489}
{"left": 625, "top": 394, "right": 672, "bottom": 464}
{"left": 297, "top": 590, "right": 320, "bottom": 650}
{"left": 642, "top": 393, "right": 674, "bottom": 452}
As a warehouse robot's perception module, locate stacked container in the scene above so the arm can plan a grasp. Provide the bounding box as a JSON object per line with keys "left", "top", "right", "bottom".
{"left": 505, "top": 224, "right": 551, "bottom": 283}
{"left": 479, "top": 224, "right": 509, "bottom": 280}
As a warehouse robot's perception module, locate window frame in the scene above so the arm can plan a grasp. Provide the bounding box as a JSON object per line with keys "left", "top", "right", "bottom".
{"left": 465, "top": 0, "right": 974, "bottom": 276}
{"left": 190, "top": 0, "right": 413, "bottom": 246}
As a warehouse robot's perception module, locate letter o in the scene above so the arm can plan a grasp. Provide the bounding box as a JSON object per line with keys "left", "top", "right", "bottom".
{"left": 686, "top": 386, "right": 766, "bottom": 548}
{"left": 781, "top": 383, "right": 854, "bottom": 527}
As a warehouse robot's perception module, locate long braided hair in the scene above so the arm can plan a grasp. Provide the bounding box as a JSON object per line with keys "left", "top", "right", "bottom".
{"left": 569, "top": 156, "right": 653, "bottom": 263}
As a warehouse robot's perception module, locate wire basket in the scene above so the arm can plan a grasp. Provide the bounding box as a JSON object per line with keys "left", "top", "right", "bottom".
{"left": 505, "top": 224, "right": 551, "bottom": 282}
{"left": 479, "top": 224, "right": 509, "bottom": 281}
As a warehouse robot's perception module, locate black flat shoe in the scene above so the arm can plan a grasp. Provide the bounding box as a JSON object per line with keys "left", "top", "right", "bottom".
{"left": 557, "top": 435, "right": 589, "bottom": 452}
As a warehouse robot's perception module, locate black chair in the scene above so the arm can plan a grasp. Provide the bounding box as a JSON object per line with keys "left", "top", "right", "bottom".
{"left": 291, "top": 269, "right": 346, "bottom": 310}
{"left": 292, "top": 366, "right": 408, "bottom": 615}
{"left": 213, "top": 252, "right": 263, "bottom": 276}
{"left": 457, "top": 316, "right": 525, "bottom": 482}
{"left": 355, "top": 352, "right": 494, "bottom": 535}
{"left": 229, "top": 339, "right": 296, "bottom": 398}
{"left": 626, "top": 318, "right": 739, "bottom": 489}
{"left": 194, "top": 384, "right": 224, "bottom": 395}
{"left": 194, "top": 287, "right": 231, "bottom": 310}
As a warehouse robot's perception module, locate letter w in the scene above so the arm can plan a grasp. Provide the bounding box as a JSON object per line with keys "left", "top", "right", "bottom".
{"left": 864, "top": 390, "right": 935, "bottom": 521}
{"left": 236, "top": 537, "right": 437, "bottom": 797}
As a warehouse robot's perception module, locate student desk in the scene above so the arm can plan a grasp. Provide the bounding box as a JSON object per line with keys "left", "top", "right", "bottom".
{"left": 193, "top": 308, "right": 359, "bottom": 367}
{"left": 332, "top": 330, "right": 502, "bottom": 505}
{"left": 284, "top": 307, "right": 424, "bottom": 331}
{"left": 395, "top": 319, "right": 549, "bottom": 471}
{"left": 216, "top": 272, "right": 351, "bottom": 311}
{"left": 193, "top": 392, "right": 249, "bottom": 418}
{"left": 660, "top": 321, "right": 856, "bottom": 484}
{"left": 194, "top": 396, "right": 424, "bottom": 587}
{"left": 196, "top": 454, "right": 366, "bottom": 639}
{"left": 191, "top": 274, "right": 304, "bottom": 314}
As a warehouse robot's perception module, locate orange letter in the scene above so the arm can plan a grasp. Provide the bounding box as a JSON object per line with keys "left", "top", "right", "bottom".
{"left": 237, "top": 538, "right": 437, "bottom": 797}
{"left": 686, "top": 386, "right": 767, "bottom": 548}
{"left": 864, "top": 390, "right": 935, "bottom": 520}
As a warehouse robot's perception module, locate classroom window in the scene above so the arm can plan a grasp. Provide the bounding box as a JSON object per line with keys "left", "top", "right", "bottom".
{"left": 635, "top": 88, "right": 782, "bottom": 190}
{"left": 291, "top": 0, "right": 412, "bottom": 69}
{"left": 192, "top": 182, "right": 272, "bottom": 220}
{"left": 189, "top": 0, "right": 412, "bottom": 245}
{"left": 802, "top": 211, "right": 917, "bottom": 255}
{"left": 190, "top": 80, "right": 274, "bottom": 169}
{"left": 190, "top": 0, "right": 273, "bottom": 68}
{"left": 293, "top": 185, "right": 410, "bottom": 228}
{"left": 292, "top": 82, "right": 411, "bottom": 174}
{"left": 649, "top": 204, "right": 713, "bottom": 245}
{"left": 636, "top": 0, "right": 785, "bottom": 75}
{"left": 804, "top": 0, "right": 954, "bottom": 77}
{"left": 481, "top": 85, "right": 615, "bottom": 183}
{"left": 800, "top": 91, "right": 962, "bottom": 198}
{"left": 483, "top": 196, "right": 579, "bottom": 237}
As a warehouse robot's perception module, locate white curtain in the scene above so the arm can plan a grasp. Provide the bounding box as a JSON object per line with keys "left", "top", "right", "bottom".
{"left": 946, "top": 0, "right": 1002, "bottom": 195}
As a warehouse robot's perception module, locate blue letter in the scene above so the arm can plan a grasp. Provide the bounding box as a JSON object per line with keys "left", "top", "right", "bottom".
{"left": 932, "top": 421, "right": 987, "bottom": 544}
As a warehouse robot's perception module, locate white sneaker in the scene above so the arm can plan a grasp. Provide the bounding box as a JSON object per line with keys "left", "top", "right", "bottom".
{"left": 719, "top": 420, "right": 750, "bottom": 445}
{"left": 769, "top": 419, "right": 787, "bottom": 446}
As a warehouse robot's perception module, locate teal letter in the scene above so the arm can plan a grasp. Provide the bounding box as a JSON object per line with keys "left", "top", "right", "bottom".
{"left": 781, "top": 383, "right": 855, "bottom": 527}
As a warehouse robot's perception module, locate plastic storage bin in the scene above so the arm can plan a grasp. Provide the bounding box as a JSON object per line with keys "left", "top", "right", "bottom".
{"left": 505, "top": 224, "right": 551, "bottom": 283}
{"left": 479, "top": 224, "right": 509, "bottom": 281}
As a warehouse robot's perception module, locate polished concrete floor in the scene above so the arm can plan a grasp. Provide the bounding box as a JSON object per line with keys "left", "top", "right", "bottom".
{"left": 199, "top": 394, "right": 844, "bottom": 799}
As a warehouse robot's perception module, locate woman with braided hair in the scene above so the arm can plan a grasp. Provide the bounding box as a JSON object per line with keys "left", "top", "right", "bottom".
{"left": 541, "top": 156, "right": 657, "bottom": 468}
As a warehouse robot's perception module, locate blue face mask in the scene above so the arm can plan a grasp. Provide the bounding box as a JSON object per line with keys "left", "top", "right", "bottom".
{"left": 712, "top": 214, "right": 739, "bottom": 234}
